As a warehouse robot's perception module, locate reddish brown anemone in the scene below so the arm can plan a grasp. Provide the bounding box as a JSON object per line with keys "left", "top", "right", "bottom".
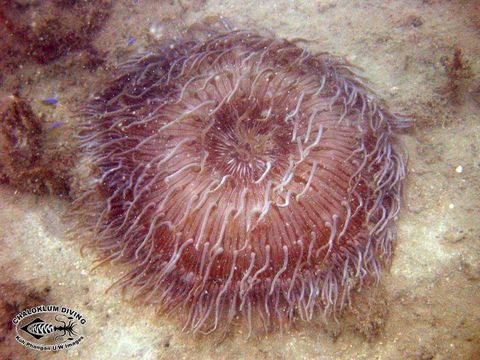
{"left": 75, "top": 29, "right": 407, "bottom": 335}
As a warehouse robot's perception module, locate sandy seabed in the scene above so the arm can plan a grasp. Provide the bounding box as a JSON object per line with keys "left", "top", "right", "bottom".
{"left": 0, "top": 0, "right": 479, "bottom": 359}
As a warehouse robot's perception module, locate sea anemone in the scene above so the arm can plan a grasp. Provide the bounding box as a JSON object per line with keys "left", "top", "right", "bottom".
{"left": 74, "top": 27, "right": 407, "bottom": 336}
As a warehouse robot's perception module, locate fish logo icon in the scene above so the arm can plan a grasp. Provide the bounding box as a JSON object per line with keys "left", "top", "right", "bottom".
{"left": 20, "top": 315, "right": 78, "bottom": 341}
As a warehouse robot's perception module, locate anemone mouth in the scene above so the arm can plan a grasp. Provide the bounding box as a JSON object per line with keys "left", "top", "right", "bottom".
{"left": 76, "top": 29, "right": 407, "bottom": 335}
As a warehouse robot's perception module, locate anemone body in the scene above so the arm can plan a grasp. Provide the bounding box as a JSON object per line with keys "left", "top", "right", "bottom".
{"left": 77, "top": 30, "right": 407, "bottom": 335}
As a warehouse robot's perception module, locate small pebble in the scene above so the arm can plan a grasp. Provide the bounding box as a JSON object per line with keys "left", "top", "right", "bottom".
{"left": 455, "top": 165, "right": 463, "bottom": 173}
{"left": 149, "top": 24, "right": 163, "bottom": 39}
{"left": 444, "top": 228, "right": 466, "bottom": 243}
{"left": 42, "top": 98, "right": 58, "bottom": 105}
{"left": 49, "top": 121, "right": 63, "bottom": 131}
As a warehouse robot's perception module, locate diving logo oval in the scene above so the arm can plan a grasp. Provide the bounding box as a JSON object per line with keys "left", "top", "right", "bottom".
{"left": 12, "top": 305, "right": 86, "bottom": 351}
